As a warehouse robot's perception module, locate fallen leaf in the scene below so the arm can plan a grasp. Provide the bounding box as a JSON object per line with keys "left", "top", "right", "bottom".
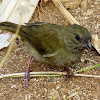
{"left": 92, "top": 35, "right": 100, "bottom": 54}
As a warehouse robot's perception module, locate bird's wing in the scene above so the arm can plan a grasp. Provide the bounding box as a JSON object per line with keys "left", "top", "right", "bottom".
{"left": 20, "top": 23, "right": 63, "bottom": 56}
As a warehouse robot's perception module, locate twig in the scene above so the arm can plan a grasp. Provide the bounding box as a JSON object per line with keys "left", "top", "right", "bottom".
{"left": 52, "top": 0, "right": 80, "bottom": 25}
{"left": 74, "top": 64, "right": 100, "bottom": 73}
{"left": 85, "top": 58, "right": 96, "bottom": 63}
{"left": 0, "top": 71, "right": 100, "bottom": 79}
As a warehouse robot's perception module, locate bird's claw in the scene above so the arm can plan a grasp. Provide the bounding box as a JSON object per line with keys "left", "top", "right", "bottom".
{"left": 64, "top": 67, "right": 75, "bottom": 79}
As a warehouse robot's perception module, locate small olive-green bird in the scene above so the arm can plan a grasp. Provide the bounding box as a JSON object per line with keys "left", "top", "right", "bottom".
{"left": 0, "top": 22, "right": 92, "bottom": 86}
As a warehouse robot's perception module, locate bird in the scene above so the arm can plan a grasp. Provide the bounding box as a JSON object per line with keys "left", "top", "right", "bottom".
{"left": 0, "top": 22, "right": 92, "bottom": 86}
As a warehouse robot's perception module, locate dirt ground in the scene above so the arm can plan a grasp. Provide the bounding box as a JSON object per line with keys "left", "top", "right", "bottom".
{"left": 0, "top": 0, "right": 100, "bottom": 100}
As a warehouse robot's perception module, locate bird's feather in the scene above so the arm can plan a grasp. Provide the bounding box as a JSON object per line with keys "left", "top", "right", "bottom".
{"left": 20, "top": 23, "right": 64, "bottom": 55}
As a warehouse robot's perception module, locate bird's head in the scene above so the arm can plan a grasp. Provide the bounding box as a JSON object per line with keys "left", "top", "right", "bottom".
{"left": 64, "top": 24, "right": 92, "bottom": 52}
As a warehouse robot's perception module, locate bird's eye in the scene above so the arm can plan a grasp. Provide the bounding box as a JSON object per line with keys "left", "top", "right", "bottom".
{"left": 76, "top": 35, "right": 81, "bottom": 41}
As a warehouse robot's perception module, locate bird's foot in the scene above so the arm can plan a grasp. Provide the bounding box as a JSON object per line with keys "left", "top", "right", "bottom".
{"left": 64, "top": 67, "right": 75, "bottom": 79}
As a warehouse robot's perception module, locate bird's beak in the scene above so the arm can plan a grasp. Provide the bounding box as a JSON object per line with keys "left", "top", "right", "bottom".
{"left": 81, "top": 40, "right": 92, "bottom": 49}
{"left": 87, "top": 40, "right": 92, "bottom": 49}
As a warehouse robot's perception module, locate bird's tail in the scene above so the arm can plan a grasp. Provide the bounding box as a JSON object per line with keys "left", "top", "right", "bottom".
{"left": 0, "top": 22, "right": 22, "bottom": 33}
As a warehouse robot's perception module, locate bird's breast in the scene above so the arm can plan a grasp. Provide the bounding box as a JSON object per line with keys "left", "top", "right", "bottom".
{"left": 42, "top": 48, "right": 83, "bottom": 67}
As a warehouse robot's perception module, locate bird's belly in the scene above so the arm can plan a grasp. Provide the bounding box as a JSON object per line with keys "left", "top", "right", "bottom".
{"left": 27, "top": 43, "right": 82, "bottom": 67}
{"left": 43, "top": 49, "right": 83, "bottom": 67}
{"left": 48, "top": 54, "right": 81, "bottom": 67}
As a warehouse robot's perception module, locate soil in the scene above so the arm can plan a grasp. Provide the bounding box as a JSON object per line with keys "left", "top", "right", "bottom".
{"left": 0, "top": 0, "right": 100, "bottom": 100}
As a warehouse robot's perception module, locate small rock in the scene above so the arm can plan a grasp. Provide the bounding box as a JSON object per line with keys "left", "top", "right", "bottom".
{"left": 49, "top": 89, "right": 60, "bottom": 99}
{"left": 86, "top": 10, "right": 93, "bottom": 16}
{"left": 84, "top": 16, "right": 88, "bottom": 19}
{"left": 81, "top": 0, "right": 87, "bottom": 10}
{"left": 63, "top": 95, "right": 66, "bottom": 99}
{"left": 81, "top": 59, "right": 85, "bottom": 63}
{"left": 44, "top": 88, "right": 47, "bottom": 92}
{"left": 56, "top": 84, "right": 61, "bottom": 89}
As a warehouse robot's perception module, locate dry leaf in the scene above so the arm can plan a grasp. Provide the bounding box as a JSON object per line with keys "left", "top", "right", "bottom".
{"left": 92, "top": 35, "right": 100, "bottom": 54}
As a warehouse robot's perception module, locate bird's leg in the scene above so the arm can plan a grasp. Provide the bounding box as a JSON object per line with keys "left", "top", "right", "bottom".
{"left": 64, "top": 67, "right": 75, "bottom": 79}
{"left": 24, "top": 56, "right": 33, "bottom": 87}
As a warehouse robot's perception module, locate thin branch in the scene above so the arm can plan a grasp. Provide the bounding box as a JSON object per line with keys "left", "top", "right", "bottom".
{"left": 74, "top": 64, "right": 100, "bottom": 73}
{"left": 0, "top": 72, "right": 100, "bottom": 79}
{"left": 52, "top": 0, "right": 80, "bottom": 25}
